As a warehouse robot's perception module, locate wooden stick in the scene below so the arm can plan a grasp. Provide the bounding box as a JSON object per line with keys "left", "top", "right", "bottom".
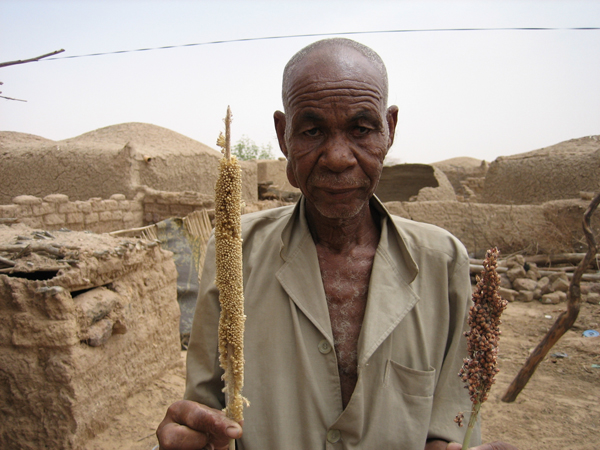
{"left": 0, "top": 243, "right": 64, "bottom": 257}
{"left": 0, "top": 49, "right": 65, "bottom": 68}
{"left": 470, "top": 264, "right": 508, "bottom": 274}
{"left": 501, "top": 191, "right": 600, "bottom": 402}
{"left": 469, "top": 264, "right": 599, "bottom": 280}
{"left": 0, "top": 95, "right": 27, "bottom": 102}
{"left": 538, "top": 271, "right": 600, "bottom": 281}
{"left": 536, "top": 265, "right": 600, "bottom": 279}
{"left": 225, "top": 106, "right": 232, "bottom": 160}
{"left": 109, "top": 224, "right": 157, "bottom": 237}
{"left": 0, "top": 255, "right": 16, "bottom": 267}
{"left": 525, "top": 253, "right": 599, "bottom": 268}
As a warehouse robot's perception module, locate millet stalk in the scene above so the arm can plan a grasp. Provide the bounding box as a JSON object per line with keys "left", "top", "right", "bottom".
{"left": 215, "top": 106, "right": 248, "bottom": 450}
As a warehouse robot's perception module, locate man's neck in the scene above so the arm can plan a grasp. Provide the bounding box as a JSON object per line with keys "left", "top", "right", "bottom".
{"left": 305, "top": 200, "right": 380, "bottom": 253}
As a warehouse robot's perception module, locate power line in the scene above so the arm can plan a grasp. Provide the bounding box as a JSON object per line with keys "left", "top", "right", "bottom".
{"left": 45, "top": 27, "right": 600, "bottom": 61}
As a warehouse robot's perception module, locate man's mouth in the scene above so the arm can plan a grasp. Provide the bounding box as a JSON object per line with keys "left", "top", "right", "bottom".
{"left": 317, "top": 186, "right": 362, "bottom": 198}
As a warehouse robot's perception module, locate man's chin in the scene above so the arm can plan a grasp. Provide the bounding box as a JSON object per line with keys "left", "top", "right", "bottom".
{"left": 312, "top": 201, "right": 365, "bottom": 220}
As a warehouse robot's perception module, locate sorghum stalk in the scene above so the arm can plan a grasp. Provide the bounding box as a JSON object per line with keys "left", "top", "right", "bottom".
{"left": 215, "top": 107, "right": 248, "bottom": 450}
{"left": 457, "top": 247, "right": 507, "bottom": 449}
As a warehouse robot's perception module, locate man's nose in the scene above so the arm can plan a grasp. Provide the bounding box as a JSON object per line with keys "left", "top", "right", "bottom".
{"left": 319, "top": 133, "right": 356, "bottom": 172}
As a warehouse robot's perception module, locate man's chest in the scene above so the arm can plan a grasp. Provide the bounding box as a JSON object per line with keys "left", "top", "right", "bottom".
{"left": 317, "top": 249, "right": 375, "bottom": 406}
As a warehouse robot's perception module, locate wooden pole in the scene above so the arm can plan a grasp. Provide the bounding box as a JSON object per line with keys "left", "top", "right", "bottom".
{"left": 525, "top": 253, "right": 599, "bottom": 270}
{"left": 501, "top": 191, "right": 600, "bottom": 402}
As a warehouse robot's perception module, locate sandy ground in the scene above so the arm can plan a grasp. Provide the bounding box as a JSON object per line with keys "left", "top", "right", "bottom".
{"left": 84, "top": 299, "right": 600, "bottom": 450}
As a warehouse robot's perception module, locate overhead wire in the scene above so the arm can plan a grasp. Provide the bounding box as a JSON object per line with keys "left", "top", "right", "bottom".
{"left": 44, "top": 27, "right": 600, "bottom": 61}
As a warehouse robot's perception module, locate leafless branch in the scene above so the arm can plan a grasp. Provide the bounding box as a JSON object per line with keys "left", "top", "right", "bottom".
{"left": 0, "top": 95, "right": 27, "bottom": 102}
{"left": 0, "top": 49, "right": 65, "bottom": 68}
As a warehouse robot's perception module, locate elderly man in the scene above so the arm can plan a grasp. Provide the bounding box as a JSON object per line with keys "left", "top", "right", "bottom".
{"left": 157, "top": 38, "right": 517, "bottom": 450}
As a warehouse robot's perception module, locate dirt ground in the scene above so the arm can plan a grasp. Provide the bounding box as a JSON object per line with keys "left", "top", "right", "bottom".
{"left": 84, "top": 299, "right": 600, "bottom": 450}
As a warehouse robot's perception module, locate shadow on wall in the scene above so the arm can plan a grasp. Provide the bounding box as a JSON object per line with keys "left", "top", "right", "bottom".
{"left": 375, "top": 164, "right": 456, "bottom": 202}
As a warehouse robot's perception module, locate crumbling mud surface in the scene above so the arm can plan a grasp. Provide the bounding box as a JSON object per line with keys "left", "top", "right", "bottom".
{"left": 0, "top": 224, "right": 181, "bottom": 450}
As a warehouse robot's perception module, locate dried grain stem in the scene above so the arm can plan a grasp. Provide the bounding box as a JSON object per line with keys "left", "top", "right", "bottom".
{"left": 458, "top": 247, "right": 507, "bottom": 449}
{"left": 215, "top": 108, "right": 247, "bottom": 443}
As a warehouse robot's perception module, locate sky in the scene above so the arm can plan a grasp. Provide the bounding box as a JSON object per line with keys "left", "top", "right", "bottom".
{"left": 1, "top": 0, "right": 599, "bottom": 164}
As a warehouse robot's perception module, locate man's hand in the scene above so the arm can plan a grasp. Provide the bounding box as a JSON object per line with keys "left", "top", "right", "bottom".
{"left": 156, "top": 400, "right": 242, "bottom": 450}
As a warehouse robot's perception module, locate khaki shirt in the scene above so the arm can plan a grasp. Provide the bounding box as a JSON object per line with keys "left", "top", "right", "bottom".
{"left": 185, "top": 197, "right": 480, "bottom": 449}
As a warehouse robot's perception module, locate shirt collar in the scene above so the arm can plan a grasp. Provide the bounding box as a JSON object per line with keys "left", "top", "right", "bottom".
{"left": 280, "top": 195, "right": 419, "bottom": 284}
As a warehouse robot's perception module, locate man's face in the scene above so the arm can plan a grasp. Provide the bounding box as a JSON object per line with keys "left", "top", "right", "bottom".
{"left": 275, "top": 47, "right": 398, "bottom": 220}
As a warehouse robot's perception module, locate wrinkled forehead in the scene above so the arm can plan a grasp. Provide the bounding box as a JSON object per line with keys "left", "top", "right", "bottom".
{"left": 283, "top": 47, "right": 387, "bottom": 113}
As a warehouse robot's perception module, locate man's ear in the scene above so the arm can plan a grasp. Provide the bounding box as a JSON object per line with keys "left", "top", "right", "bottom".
{"left": 386, "top": 105, "right": 399, "bottom": 148}
{"left": 273, "top": 110, "right": 299, "bottom": 189}
{"left": 273, "top": 110, "right": 288, "bottom": 158}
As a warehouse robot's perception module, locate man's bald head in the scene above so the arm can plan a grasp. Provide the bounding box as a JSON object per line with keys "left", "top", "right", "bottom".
{"left": 281, "top": 38, "right": 389, "bottom": 113}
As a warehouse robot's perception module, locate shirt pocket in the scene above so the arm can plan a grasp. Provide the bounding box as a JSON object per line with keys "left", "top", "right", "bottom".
{"left": 384, "top": 359, "right": 436, "bottom": 398}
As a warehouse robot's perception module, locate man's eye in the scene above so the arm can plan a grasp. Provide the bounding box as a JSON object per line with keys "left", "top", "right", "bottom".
{"left": 304, "top": 128, "right": 320, "bottom": 137}
{"left": 355, "top": 126, "right": 371, "bottom": 136}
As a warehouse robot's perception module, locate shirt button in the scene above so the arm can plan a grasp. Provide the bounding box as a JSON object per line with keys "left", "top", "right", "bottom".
{"left": 318, "top": 339, "right": 332, "bottom": 354}
{"left": 327, "top": 429, "right": 341, "bottom": 444}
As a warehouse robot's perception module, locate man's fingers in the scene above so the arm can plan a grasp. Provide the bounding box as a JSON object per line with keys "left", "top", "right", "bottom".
{"left": 158, "top": 422, "right": 210, "bottom": 450}
{"left": 445, "top": 443, "right": 462, "bottom": 450}
{"left": 173, "top": 401, "right": 242, "bottom": 440}
{"left": 157, "top": 400, "right": 242, "bottom": 450}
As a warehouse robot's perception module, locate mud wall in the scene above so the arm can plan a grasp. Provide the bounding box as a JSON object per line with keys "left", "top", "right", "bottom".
{"left": 0, "top": 142, "right": 258, "bottom": 205}
{"left": 2, "top": 190, "right": 597, "bottom": 259}
{"left": 0, "top": 140, "right": 134, "bottom": 203}
{"left": 432, "top": 157, "right": 488, "bottom": 199}
{"left": 0, "top": 194, "right": 144, "bottom": 234}
{"left": 384, "top": 197, "right": 600, "bottom": 258}
{"left": 376, "top": 164, "right": 456, "bottom": 202}
{"left": 0, "top": 124, "right": 258, "bottom": 204}
{"left": 257, "top": 159, "right": 299, "bottom": 193}
{"left": 0, "top": 189, "right": 215, "bottom": 233}
{"left": 142, "top": 188, "right": 214, "bottom": 225}
{"left": 482, "top": 136, "right": 600, "bottom": 205}
{"left": 0, "top": 230, "right": 180, "bottom": 450}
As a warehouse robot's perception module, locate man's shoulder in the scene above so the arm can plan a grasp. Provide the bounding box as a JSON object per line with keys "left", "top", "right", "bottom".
{"left": 388, "top": 213, "right": 451, "bottom": 236}
{"left": 241, "top": 203, "right": 296, "bottom": 228}
{"left": 388, "top": 213, "right": 468, "bottom": 259}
